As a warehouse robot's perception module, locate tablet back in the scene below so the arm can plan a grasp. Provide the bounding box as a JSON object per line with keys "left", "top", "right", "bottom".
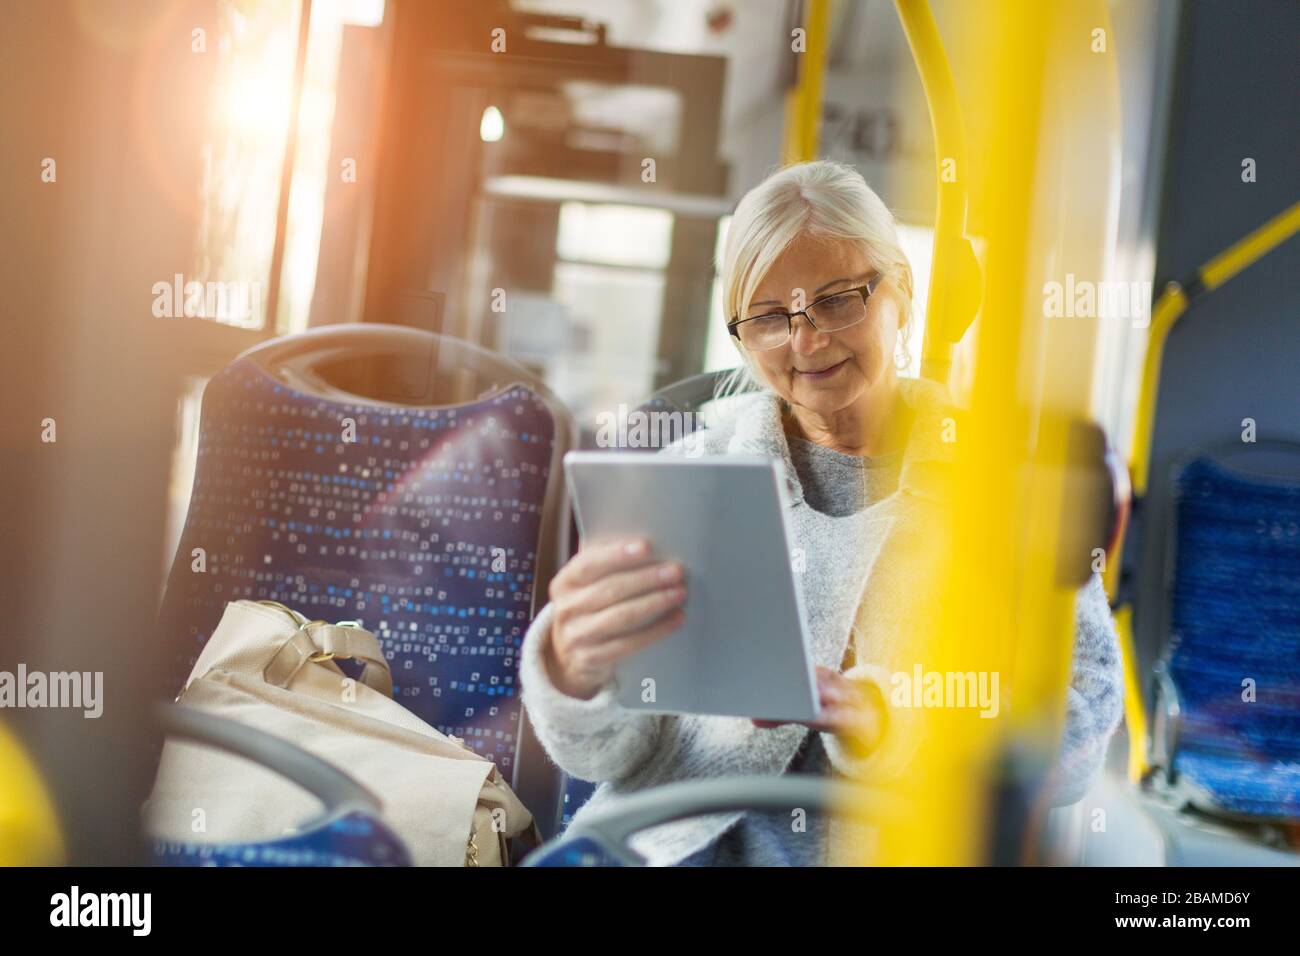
{"left": 563, "top": 452, "right": 819, "bottom": 722}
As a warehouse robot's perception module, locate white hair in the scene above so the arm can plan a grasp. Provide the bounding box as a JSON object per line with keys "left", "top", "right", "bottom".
{"left": 714, "top": 160, "right": 914, "bottom": 401}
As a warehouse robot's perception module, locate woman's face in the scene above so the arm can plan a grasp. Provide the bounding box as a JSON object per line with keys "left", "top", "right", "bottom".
{"left": 744, "top": 234, "right": 901, "bottom": 418}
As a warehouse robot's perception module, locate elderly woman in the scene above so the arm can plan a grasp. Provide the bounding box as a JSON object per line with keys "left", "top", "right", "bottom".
{"left": 519, "top": 160, "right": 1124, "bottom": 866}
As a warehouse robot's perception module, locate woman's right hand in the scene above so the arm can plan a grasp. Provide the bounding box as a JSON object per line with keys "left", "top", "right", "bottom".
{"left": 542, "top": 537, "right": 687, "bottom": 700}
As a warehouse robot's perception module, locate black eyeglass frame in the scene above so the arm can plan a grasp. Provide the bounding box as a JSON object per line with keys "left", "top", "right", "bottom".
{"left": 727, "top": 277, "right": 882, "bottom": 349}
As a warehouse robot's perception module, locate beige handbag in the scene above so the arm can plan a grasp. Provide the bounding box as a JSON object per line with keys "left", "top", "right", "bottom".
{"left": 144, "top": 599, "right": 537, "bottom": 866}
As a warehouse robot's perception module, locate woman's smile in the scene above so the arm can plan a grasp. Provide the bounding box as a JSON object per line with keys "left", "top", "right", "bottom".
{"left": 794, "top": 357, "right": 850, "bottom": 381}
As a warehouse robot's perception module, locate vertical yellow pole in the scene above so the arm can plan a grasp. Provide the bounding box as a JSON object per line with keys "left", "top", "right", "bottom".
{"left": 850, "top": 0, "right": 1117, "bottom": 865}
{"left": 859, "top": 0, "right": 1046, "bottom": 866}
{"left": 782, "top": 0, "right": 831, "bottom": 165}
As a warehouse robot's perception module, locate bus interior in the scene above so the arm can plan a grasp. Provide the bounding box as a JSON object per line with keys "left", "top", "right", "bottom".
{"left": 1, "top": 0, "right": 1298, "bottom": 884}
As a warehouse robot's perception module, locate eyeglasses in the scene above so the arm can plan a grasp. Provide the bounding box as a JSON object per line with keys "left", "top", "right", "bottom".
{"left": 727, "top": 277, "right": 881, "bottom": 352}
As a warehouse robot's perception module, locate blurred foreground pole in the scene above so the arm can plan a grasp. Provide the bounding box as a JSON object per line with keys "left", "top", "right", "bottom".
{"left": 844, "top": 0, "right": 1120, "bottom": 865}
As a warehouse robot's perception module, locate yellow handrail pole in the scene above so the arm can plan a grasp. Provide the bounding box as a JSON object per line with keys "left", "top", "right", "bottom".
{"left": 1128, "top": 199, "right": 1300, "bottom": 500}
{"left": 782, "top": 0, "right": 831, "bottom": 164}
{"left": 958, "top": 0, "right": 1082, "bottom": 853}
{"left": 1125, "top": 287, "right": 1192, "bottom": 500}
{"left": 1200, "top": 199, "right": 1300, "bottom": 293}
{"left": 1005, "top": 1, "right": 1122, "bottom": 853}
{"left": 1114, "top": 605, "right": 1149, "bottom": 782}
{"left": 0, "top": 722, "right": 65, "bottom": 865}
{"left": 1104, "top": 287, "right": 1185, "bottom": 782}
{"left": 854, "top": 0, "right": 1125, "bottom": 864}
{"left": 893, "top": 0, "right": 973, "bottom": 384}
{"left": 860, "top": 0, "right": 1055, "bottom": 866}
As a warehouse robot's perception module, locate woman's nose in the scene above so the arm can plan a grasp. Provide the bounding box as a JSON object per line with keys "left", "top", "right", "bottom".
{"left": 789, "top": 313, "right": 830, "bottom": 353}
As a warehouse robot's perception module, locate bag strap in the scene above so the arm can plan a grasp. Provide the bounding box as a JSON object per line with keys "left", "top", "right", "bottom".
{"left": 263, "top": 621, "right": 393, "bottom": 697}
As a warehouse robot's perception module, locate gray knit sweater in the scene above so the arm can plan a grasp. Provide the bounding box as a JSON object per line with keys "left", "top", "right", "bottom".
{"left": 519, "top": 377, "right": 1125, "bottom": 866}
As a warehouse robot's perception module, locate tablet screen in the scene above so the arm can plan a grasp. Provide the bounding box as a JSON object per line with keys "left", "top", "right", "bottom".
{"left": 564, "top": 452, "right": 819, "bottom": 721}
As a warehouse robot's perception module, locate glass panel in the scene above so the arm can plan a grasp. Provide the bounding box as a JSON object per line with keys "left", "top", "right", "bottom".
{"left": 193, "top": 0, "right": 303, "bottom": 330}
{"left": 895, "top": 222, "right": 934, "bottom": 378}
{"left": 549, "top": 261, "right": 665, "bottom": 420}
{"left": 556, "top": 202, "right": 673, "bottom": 269}
{"left": 275, "top": 0, "right": 388, "bottom": 334}
{"left": 703, "top": 214, "right": 735, "bottom": 372}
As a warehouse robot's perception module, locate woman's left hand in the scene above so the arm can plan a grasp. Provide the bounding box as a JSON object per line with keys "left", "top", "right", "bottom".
{"left": 752, "top": 666, "right": 886, "bottom": 745}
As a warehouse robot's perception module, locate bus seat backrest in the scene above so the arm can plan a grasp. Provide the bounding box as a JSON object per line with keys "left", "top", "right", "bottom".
{"left": 157, "top": 354, "right": 561, "bottom": 787}
{"left": 1167, "top": 453, "right": 1300, "bottom": 817}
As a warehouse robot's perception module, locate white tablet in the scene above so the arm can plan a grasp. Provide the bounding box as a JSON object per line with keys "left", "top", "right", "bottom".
{"left": 563, "top": 451, "right": 819, "bottom": 722}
